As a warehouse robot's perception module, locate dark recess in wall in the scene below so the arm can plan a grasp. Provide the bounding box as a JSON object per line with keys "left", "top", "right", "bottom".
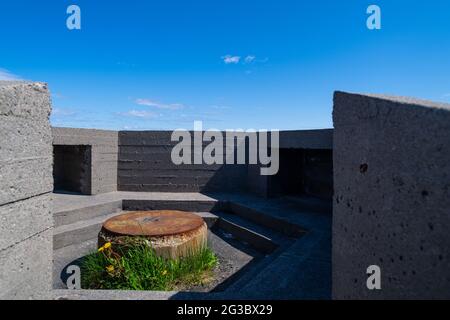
{"left": 53, "top": 145, "right": 92, "bottom": 194}
{"left": 268, "top": 148, "right": 333, "bottom": 200}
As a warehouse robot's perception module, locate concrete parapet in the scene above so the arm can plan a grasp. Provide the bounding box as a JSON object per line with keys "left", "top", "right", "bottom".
{"left": 0, "top": 81, "right": 53, "bottom": 300}
{"left": 332, "top": 91, "right": 450, "bottom": 299}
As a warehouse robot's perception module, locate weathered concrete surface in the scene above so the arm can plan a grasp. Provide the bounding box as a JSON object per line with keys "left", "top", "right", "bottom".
{"left": 0, "top": 81, "right": 53, "bottom": 299}
{"left": 279, "top": 129, "right": 333, "bottom": 149}
{"left": 333, "top": 92, "right": 450, "bottom": 299}
{"left": 0, "top": 82, "right": 53, "bottom": 205}
{"left": 0, "top": 194, "right": 52, "bottom": 250}
{"left": 248, "top": 130, "right": 333, "bottom": 198}
{"left": 118, "top": 131, "right": 247, "bottom": 193}
{"left": 53, "top": 128, "right": 118, "bottom": 194}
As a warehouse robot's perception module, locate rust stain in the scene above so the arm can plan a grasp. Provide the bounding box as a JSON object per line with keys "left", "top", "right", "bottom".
{"left": 102, "top": 210, "right": 205, "bottom": 237}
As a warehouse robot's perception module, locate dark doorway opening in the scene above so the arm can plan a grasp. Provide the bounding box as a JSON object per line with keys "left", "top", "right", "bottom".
{"left": 53, "top": 145, "right": 92, "bottom": 194}
{"left": 268, "top": 148, "right": 333, "bottom": 200}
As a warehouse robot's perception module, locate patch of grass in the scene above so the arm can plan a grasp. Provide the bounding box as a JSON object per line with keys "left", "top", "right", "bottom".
{"left": 81, "top": 239, "right": 218, "bottom": 291}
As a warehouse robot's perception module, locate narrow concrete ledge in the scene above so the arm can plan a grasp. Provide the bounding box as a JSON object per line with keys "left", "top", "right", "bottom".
{"left": 53, "top": 289, "right": 177, "bottom": 300}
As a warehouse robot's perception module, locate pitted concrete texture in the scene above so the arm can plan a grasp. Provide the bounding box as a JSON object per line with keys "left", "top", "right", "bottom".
{"left": 0, "top": 81, "right": 53, "bottom": 205}
{"left": 333, "top": 91, "right": 450, "bottom": 299}
{"left": 0, "top": 81, "right": 53, "bottom": 300}
{"left": 0, "top": 229, "right": 53, "bottom": 299}
{"left": 0, "top": 194, "right": 52, "bottom": 250}
{"left": 53, "top": 127, "right": 118, "bottom": 194}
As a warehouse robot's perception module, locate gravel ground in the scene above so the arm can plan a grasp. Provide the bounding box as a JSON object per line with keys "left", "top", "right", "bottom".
{"left": 181, "top": 229, "right": 263, "bottom": 292}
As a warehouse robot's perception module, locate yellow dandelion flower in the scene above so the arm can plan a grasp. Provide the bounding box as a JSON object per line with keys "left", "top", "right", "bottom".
{"left": 104, "top": 242, "right": 112, "bottom": 249}
{"left": 106, "top": 265, "right": 114, "bottom": 273}
{"left": 98, "top": 246, "right": 105, "bottom": 252}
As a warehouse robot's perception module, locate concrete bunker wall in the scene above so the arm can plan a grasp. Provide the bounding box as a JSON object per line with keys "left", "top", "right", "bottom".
{"left": 3, "top": 81, "right": 450, "bottom": 300}
{"left": 51, "top": 128, "right": 333, "bottom": 196}
{"left": 0, "top": 81, "right": 53, "bottom": 299}
{"left": 332, "top": 92, "right": 450, "bottom": 299}
{"left": 52, "top": 127, "right": 118, "bottom": 195}
{"left": 118, "top": 131, "right": 248, "bottom": 193}
{"left": 117, "top": 130, "right": 333, "bottom": 196}
{"left": 248, "top": 130, "right": 333, "bottom": 199}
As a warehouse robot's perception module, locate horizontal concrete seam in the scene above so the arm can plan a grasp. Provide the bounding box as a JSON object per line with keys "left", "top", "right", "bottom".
{"left": 0, "top": 225, "right": 53, "bottom": 253}
{"left": 0, "top": 191, "right": 52, "bottom": 207}
{"left": 0, "top": 156, "right": 52, "bottom": 165}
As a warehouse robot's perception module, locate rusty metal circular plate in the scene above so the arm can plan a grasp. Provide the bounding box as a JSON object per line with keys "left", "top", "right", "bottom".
{"left": 102, "top": 210, "right": 205, "bottom": 237}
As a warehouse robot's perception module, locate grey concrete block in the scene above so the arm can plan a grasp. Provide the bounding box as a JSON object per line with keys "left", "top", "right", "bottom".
{"left": 0, "top": 194, "right": 52, "bottom": 250}
{"left": 0, "top": 81, "right": 51, "bottom": 121}
{"left": 0, "top": 228, "right": 52, "bottom": 300}
{"left": 121, "top": 199, "right": 223, "bottom": 212}
{"left": 332, "top": 91, "right": 450, "bottom": 299}
{"left": 52, "top": 128, "right": 119, "bottom": 195}
{"left": 0, "top": 81, "right": 53, "bottom": 300}
{"left": 54, "top": 200, "right": 122, "bottom": 227}
{"left": 52, "top": 127, "right": 118, "bottom": 146}
{"left": 0, "top": 115, "right": 52, "bottom": 161}
{"left": 0, "top": 81, "right": 52, "bottom": 204}
{"left": 0, "top": 157, "right": 52, "bottom": 206}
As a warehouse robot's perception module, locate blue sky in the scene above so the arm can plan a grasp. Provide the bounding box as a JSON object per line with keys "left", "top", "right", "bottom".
{"left": 1, "top": 0, "right": 449, "bottom": 130}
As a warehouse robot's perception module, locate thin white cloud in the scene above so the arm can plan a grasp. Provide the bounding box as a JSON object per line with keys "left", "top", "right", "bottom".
{"left": 244, "top": 55, "right": 256, "bottom": 64}
{"left": 443, "top": 93, "right": 450, "bottom": 98}
{"left": 222, "top": 55, "right": 241, "bottom": 64}
{"left": 0, "top": 68, "right": 22, "bottom": 81}
{"left": 210, "top": 105, "right": 230, "bottom": 110}
{"left": 222, "top": 55, "right": 267, "bottom": 66}
{"left": 135, "top": 98, "right": 184, "bottom": 110}
{"left": 118, "top": 109, "right": 157, "bottom": 118}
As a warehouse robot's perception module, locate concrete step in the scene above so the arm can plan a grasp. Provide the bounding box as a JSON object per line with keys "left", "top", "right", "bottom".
{"left": 213, "top": 211, "right": 291, "bottom": 254}
{"left": 283, "top": 195, "right": 332, "bottom": 214}
{"left": 54, "top": 200, "right": 122, "bottom": 227}
{"left": 53, "top": 211, "right": 127, "bottom": 250}
{"left": 236, "top": 232, "right": 331, "bottom": 299}
{"left": 227, "top": 202, "right": 306, "bottom": 237}
{"left": 212, "top": 212, "right": 296, "bottom": 292}
{"left": 221, "top": 244, "right": 288, "bottom": 293}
